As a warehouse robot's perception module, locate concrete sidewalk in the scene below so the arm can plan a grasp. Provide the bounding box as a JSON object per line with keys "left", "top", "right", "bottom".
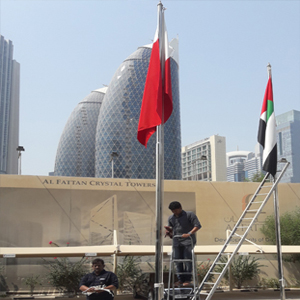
{"left": 115, "top": 290, "right": 300, "bottom": 300}
{"left": 10, "top": 290, "right": 300, "bottom": 300}
{"left": 196, "top": 290, "right": 300, "bottom": 299}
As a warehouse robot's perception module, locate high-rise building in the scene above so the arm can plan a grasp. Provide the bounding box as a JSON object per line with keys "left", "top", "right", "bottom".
{"left": 54, "top": 40, "right": 182, "bottom": 179}
{"left": 0, "top": 35, "right": 20, "bottom": 174}
{"left": 276, "top": 110, "right": 300, "bottom": 183}
{"left": 182, "top": 135, "right": 227, "bottom": 181}
{"left": 227, "top": 144, "right": 263, "bottom": 182}
{"left": 95, "top": 41, "right": 181, "bottom": 179}
{"left": 54, "top": 88, "right": 107, "bottom": 177}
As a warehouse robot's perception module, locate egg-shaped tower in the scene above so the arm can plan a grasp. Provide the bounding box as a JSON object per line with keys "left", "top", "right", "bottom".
{"left": 54, "top": 87, "right": 107, "bottom": 177}
{"left": 95, "top": 40, "right": 181, "bottom": 179}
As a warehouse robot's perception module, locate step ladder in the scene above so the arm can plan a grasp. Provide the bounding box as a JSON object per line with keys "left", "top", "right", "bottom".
{"left": 192, "top": 161, "right": 290, "bottom": 300}
{"left": 167, "top": 235, "right": 199, "bottom": 300}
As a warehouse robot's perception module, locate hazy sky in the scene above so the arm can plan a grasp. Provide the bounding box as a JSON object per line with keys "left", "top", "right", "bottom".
{"left": 0, "top": 0, "right": 299, "bottom": 176}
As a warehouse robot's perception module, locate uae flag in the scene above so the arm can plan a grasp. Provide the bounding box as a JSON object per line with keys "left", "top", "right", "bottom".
{"left": 257, "top": 77, "right": 277, "bottom": 177}
{"left": 137, "top": 12, "right": 173, "bottom": 147}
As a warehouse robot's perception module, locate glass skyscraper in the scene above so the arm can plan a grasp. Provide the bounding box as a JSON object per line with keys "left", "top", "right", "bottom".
{"left": 0, "top": 35, "right": 20, "bottom": 174}
{"left": 54, "top": 88, "right": 107, "bottom": 177}
{"left": 276, "top": 110, "right": 300, "bottom": 183}
{"left": 54, "top": 40, "right": 182, "bottom": 179}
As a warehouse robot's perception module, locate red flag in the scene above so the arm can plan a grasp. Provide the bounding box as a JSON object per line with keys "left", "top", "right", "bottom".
{"left": 137, "top": 14, "right": 173, "bottom": 147}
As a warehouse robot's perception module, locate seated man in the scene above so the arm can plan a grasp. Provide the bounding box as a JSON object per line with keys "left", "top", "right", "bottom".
{"left": 80, "top": 258, "right": 118, "bottom": 300}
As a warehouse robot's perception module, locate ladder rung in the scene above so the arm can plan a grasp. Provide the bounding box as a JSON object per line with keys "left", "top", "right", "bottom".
{"left": 220, "top": 253, "right": 231, "bottom": 255}
{"left": 243, "top": 218, "right": 254, "bottom": 220}
{"left": 203, "top": 282, "right": 214, "bottom": 285}
{"left": 200, "top": 292, "right": 209, "bottom": 295}
{"left": 252, "top": 201, "right": 264, "bottom": 203}
{"left": 257, "top": 193, "right": 268, "bottom": 195}
{"left": 172, "top": 259, "right": 192, "bottom": 262}
{"left": 210, "top": 272, "right": 221, "bottom": 275}
{"left": 215, "top": 262, "right": 226, "bottom": 265}
{"left": 247, "top": 210, "right": 258, "bottom": 212}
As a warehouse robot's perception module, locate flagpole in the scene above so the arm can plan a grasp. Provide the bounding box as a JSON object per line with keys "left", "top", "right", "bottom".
{"left": 155, "top": 3, "right": 164, "bottom": 300}
{"left": 268, "top": 63, "right": 285, "bottom": 300}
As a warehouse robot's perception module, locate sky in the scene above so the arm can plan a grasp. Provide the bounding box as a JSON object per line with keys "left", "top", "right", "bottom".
{"left": 0, "top": 0, "right": 299, "bottom": 176}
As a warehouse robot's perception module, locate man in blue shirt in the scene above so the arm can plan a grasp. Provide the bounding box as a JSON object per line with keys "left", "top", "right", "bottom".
{"left": 166, "top": 201, "right": 201, "bottom": 287}
{"left": 80, "top": 258, "right": 118, "bottom": 300}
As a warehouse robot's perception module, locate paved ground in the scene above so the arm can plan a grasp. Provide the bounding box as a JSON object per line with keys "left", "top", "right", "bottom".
{"left": 115, "top": 290, "right": 300, "bottom": 300}
{"left": 9, "top": 290, "right": 300, "bottom": 300}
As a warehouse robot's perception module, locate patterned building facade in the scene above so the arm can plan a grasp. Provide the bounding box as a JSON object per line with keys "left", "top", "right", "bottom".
{"left": 54, "top": 40, "right": 181, "bottom": 179}
{"left": 54, "top": 88, "right": 107, "bottom": 177}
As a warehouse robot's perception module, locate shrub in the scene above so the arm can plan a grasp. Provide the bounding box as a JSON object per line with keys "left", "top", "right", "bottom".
{"left": 23, "top": 275, "right": 42, "bottom": 295}
{"left": 117, "top": 256, "right": 142, "bottom": 293}
{"left": 258, "top": 277, "right": 280, "bottom": 289}
{"left": 197, "top": 260, "right": 214, "bottom": 283}
{"left": 0, "top": 264, "right": 8, "bottom": 292}
{"left": 260, "top": 207, "right": 300, "bottom": 262}
{"left": 43, "top": 257, "right": 88, "bottom": 295}
{"left": 215, "top": 255, "right": 264, "bottom": 289}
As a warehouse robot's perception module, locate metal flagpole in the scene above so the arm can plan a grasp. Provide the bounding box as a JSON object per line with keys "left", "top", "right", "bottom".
{"left": 155, "top": 2, "right": 165, "bottom": 300}
{"left": 268, "top": 63, "right": 285, "bottom": 300}
{"left": 273, "top": 181, "right": 285, "bottom": 300}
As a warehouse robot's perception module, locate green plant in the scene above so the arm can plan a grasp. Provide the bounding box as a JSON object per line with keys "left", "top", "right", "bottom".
{"left": 260, "top": 207, "right": 300, "bottom": 262}
{"left": 244, "top": 171, "right": 267, "bottom": 182}
{"left": 0, "top": 263, "right": 8, "bottom": 292}
{"left": 117, "top": 256, "right": 142, "bottom": 293}
{"left": 258, "top": 277, "right": 280, "bottom": 289}
{"left": 215, "top": 255, "right": 264, "bottom": 289}
{"left": 43, "top": 257, "right": 88, "bottom": 295}
{"left": 23, "top": 275, "right": 42, "bottom": 295}
{"left": 258, "top": 277, "right": 268, "bottom": 290}
{"left": 289, "top": 276, "right": 300, "bottom": 288}
{"left": 197, "top": 260, "right": 214, "bottom": 283}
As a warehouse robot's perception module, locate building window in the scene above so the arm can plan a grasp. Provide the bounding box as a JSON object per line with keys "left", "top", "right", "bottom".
{"left": 278, "top": 132, "right": 283, "bottom": 155}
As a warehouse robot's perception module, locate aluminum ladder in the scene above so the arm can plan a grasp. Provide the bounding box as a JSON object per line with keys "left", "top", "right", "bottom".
{"left": 167, "top": 235, "right": 199, "bottom": 300}
{"left": 192, "top": 161, "right": 290, "bottom": 300}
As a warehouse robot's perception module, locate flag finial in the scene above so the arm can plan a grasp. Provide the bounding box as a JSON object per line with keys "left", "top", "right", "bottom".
{"left": 267, "top": 63, "right": 272, "bottom": 79}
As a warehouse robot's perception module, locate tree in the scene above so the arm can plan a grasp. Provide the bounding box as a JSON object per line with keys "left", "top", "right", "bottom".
{"left": 116, "top": 256, "right": 142, "bottom": 293}
{"left": 23, "top": 275, "right": 42, "bottom": 295}
{"left": 43, "top": 257, "right": 88, "bottom": 295}
{"left": 215, "top": 255, "right": 264, "bottom": 289}
{"left": 260, "top": 207, "right": 300, "bottom": 262}
{"left": 0, "top": 263, "right": 8, "bottom": 292}
{"left": 244, "top": 171, "right": 266, "bottom": 182}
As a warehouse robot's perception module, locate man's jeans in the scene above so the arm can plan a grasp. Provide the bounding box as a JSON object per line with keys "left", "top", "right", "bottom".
{"left": 173, "top": 244, "right": 193, "bottom": 283}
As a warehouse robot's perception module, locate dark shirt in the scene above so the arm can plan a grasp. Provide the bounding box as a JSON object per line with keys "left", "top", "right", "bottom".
{"left": 80, "top": 270, "right": 118, "bottom": 300}
{"left": 168, "top": 210, "right": 201, "bottom": 246}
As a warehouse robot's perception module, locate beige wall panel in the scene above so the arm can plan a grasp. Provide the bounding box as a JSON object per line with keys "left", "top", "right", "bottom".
{"left": 0, "top": 175, "right": 300, "bottom": 290}
{"left": 0, "top": 175, "right": 299, "bottom": 249}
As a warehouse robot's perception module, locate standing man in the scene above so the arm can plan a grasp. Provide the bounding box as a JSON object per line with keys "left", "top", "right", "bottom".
{"left": 80, "top": 258, "right": 118, "bottom": 300}
{"left": 166, "top": 201, "right": 201, "bottom": 287}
